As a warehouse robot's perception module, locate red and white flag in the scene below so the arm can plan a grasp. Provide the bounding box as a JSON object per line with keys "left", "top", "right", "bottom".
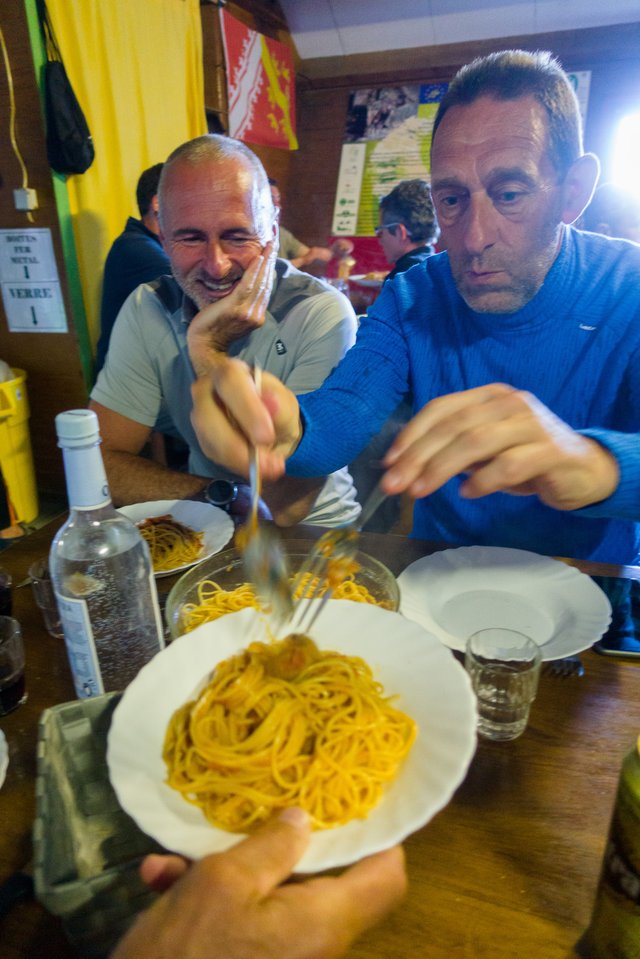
{"left": 219, "top": 9, "right": 298, "bottom": 150}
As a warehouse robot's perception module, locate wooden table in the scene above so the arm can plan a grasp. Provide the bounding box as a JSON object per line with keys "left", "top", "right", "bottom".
{"left": 1, "top": 520, "right": 639, "bottom": 959}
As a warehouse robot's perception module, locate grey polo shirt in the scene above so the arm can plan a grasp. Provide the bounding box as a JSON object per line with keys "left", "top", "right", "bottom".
{"left": 92, "top": 260, "right": 360, "bottom": 527}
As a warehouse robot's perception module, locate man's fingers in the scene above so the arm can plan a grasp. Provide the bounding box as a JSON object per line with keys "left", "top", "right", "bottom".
{"left": 385, "top": 383, "right": 515, "bottom": 466}
{"left": 324, "top": 845, "right": 407, "bottom": 931}
{"left": 192, "top": 360, "right": 275, "bottom": 447}
{"left": 273, "top": 845, "right": 407, "bottom": 958}
{"left": 242, "top": 242, "right": 275, "bottom": 315}
{"left": 381, "top": 384, "right": 544, "bottom": 497}
{"left": 219, "top": 808, "right": 312, "bottom": 897}
{"left": 140, "top": 853, "right": 191, "bottom": 892}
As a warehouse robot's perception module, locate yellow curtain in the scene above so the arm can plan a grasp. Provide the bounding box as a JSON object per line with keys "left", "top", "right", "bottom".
{"left": 45, "top": 0, "right": 206, "bottom": 354}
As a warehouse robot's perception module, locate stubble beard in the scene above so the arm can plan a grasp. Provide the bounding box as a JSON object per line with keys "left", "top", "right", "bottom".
{"left": 452, "top": 219, "right": 564, "bottom": 315}
{"left": 174, "top": 266, "right": 243, "bottom": 311}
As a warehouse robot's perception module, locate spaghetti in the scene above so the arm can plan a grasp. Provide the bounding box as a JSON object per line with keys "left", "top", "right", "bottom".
{"left": 163, "top": 633, "right": 416, "bottom": 832}
{"left": 180, "top": 565, "right": 390, "bottom": 633}
{"left": 138, "top": 514, "right": 204, "bottom": 572}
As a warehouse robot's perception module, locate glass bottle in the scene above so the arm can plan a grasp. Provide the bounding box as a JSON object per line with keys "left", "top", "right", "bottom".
{"left": 50, "top": 409, "right": 164, "bottom": 698}
{"left": 586, "top": 736, "right": 640, "bottom": 958}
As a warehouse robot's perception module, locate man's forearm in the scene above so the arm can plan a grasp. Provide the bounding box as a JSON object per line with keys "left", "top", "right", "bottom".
{"left": 262, "top": 476, "right": 324, "bottom": 527}
{"left": 102, "top": 449, "right": 207, "bottom": 507}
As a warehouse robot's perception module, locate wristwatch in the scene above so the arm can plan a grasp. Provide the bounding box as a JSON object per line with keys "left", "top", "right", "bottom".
{"left": 203, "top": 479, "right": 238, "bottom": 513}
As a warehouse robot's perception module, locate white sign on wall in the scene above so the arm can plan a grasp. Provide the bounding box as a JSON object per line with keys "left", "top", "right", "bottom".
{"left": 0, "top": 228, "right": 68, "bottom": 332}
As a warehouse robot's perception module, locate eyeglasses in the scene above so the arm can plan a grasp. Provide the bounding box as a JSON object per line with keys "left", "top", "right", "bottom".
{"left": 374, "top": 222, "right": 411, "bottom": 238}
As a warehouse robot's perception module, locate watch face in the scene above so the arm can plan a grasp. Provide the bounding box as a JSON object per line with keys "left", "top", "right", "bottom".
{"left": 206, "top": 479, "right": 237, "bottom": 507}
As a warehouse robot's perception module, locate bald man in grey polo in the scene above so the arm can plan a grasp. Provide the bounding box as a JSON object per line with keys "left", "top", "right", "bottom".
{"left": 91, "top": 259, "right": 360, "bottom": 527}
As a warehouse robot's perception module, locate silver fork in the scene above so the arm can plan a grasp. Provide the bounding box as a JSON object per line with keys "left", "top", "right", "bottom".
{"left": 286, "top": 484, "right": 389, "bottom": 635}
{"left": 543, "top": 655, "right": 585, "bottom": 678}
{"left": 241, "top": 364, "right": 295, "bottom": 628}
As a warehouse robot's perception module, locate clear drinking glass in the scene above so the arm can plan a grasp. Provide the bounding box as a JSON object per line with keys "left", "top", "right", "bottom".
{"left": 29, "top": 558, "right": 63, "bottom": 638}
{"left": 465, "top": 627, "right": 541, "bottom": 741}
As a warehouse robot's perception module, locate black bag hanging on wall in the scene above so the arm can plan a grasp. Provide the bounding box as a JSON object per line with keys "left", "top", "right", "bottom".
{"left": 42, "top": 3, "right": 95, "bottom": 175}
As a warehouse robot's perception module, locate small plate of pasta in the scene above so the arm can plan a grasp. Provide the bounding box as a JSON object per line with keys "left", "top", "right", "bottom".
{"left": 106, "top": 602, "right": 477, "bottom": 873}
{"left": 118, "top": 500, "right": 234, "bottom": 577}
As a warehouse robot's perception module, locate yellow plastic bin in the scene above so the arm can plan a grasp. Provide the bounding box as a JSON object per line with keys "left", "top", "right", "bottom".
{"left": 0, "top": 368, "right": 38, "bottom": 525}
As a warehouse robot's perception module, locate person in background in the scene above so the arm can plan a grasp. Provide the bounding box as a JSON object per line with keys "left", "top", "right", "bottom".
{"left": 350, "top": 178, "right": 440, "bottom": 531}
{"left": 376, "top": 179, "right": 440, "bottom": 282}
{"left": 111, "top": 809, "right": 406, "bottom": 959}
{"left": 190, "top": 49, "right": 640, "bottom": 568}
{"left": 96, "top": 163, "right": 170, "bottom": 373}
{"left": 581, "top": 181, "right": 640, "bottom": 243}
{"left": 90, "top": 135, "right": 360, "bottom": 528}
{"left": 269, "top": 177, "right": 354, "bottom": 272}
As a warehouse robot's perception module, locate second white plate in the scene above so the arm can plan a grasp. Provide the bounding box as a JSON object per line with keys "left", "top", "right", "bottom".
{"left": 398, "top": 546, "right": 612, "bottom": 660}
{"left": 117, "top": 499, "right": 234, "bottom": 577}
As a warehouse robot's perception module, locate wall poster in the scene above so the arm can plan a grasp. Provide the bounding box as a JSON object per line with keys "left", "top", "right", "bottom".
{"left": 332, "top": 71, "right": 591, "bottom": 238}
{"left": 332, "top": 83, "right": 448, "bottom": 237}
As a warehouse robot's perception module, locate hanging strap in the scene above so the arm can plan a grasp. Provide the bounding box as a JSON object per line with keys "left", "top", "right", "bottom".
{"left": 41, "top": 3, "right": 62, "bottom": 64}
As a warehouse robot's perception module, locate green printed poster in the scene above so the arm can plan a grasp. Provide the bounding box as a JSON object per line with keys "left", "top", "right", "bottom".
{"left": 332, "top": 84, "right": 447, "bottom": 236}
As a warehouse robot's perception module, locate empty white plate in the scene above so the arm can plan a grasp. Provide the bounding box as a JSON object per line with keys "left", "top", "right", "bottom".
{"left": 398, "top": 546, "right": 612, "bottom": 661}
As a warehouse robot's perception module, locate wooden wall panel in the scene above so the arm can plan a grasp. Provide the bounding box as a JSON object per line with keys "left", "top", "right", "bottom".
{"left": 0, "top": 0, "right": 89, "bottom": 497}
{"left": 286, "top": 23, "right": 640, "bottom": 249}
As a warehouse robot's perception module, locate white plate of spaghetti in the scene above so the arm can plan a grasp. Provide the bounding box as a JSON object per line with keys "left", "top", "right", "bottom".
{"left": 107, "top": 602, "right": 477, "bottom": 873}
{"left": 118, "top": 500, "right": 234, "bottom": 577}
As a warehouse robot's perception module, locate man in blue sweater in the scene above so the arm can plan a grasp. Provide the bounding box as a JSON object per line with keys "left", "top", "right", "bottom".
{"left": 190, "top": 50, "right": 640, "bottom": 567}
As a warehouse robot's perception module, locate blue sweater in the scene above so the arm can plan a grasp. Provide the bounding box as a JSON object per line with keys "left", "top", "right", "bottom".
{"left": 289, "top": 227, "right": 640, "bottom": 564}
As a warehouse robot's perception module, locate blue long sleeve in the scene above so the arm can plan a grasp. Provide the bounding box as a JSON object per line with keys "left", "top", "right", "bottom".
{"left": 288, "top": 228, "right": 640, "bottom": 564}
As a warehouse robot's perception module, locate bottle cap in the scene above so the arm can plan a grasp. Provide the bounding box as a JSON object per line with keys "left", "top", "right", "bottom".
{"left": 55, "top": 409, "right": 101, "bottom": 448}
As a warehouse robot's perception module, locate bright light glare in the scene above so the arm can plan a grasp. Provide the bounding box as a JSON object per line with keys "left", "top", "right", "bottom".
{"left": 612, "top": 112, "right": 640, "bottom": 201}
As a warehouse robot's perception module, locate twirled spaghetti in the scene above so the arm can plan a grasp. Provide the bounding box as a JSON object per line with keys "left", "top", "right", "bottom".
{"left": 163, "top": 633, "right": 417, "bottom": 832}
{"left": 138, "top": 514, "right": 204, "bottom": 572}
{"left": 180, "top": 566, "right": 390, "bottom": 633}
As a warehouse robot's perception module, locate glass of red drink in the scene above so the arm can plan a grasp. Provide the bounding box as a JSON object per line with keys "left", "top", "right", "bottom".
{"left": 0, "top": 567, "right": 12, "bottom": 618}
{"left": 0, "top": 616, "right": 26, "bottom": 715}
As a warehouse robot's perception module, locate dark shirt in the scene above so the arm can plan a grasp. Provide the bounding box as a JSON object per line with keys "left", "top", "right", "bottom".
{"left": 384, "top": 244, "right": 435, "bottom": 282}
{"left": 96, "top": 217, "right": 170, "bottom": 374}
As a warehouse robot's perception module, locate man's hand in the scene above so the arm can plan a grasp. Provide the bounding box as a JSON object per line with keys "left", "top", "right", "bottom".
{"left": 110, "top": 808, "right": 407, "bottom": 959}
{"left": 191, "top": 358, "right": 302, "bottom": 480}
{"left": 188, "top": 243, "right": 276, "bottom": 375}
{"left": 383, "top": 383, "right": 619, "bottom": 511}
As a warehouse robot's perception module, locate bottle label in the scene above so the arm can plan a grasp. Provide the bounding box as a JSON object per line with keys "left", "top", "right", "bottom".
{"left": 62, "top": 445, "right": 111, "bottom": 509}
{"left": 56, "top": 593, "right": 104, "bottom": 698}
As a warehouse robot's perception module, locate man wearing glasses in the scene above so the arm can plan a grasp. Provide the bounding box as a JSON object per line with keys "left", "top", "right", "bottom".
{"left": 375, "top": 179, "right": 440, "bottom": 281}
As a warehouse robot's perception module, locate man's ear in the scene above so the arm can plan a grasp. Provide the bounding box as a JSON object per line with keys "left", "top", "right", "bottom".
{"left": 561, "top": 153, "right": 600, "bottom": 225}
